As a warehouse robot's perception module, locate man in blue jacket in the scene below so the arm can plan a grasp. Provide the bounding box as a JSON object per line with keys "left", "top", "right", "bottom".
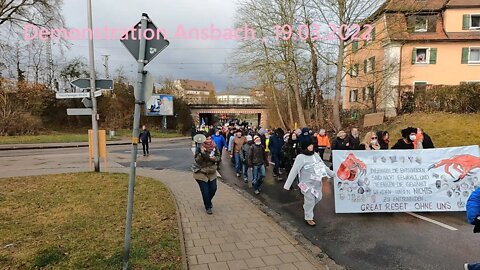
{"left": 138, "top": 125, "right": 152, "bottom": 156}
{"left": 268, "top": 128, "right": 284, "bottom": 179}
{"left": 211, "top": 129, "right": 227, "bottom": 158}
{"left": 465, "top": 188, "right": 480, "bottom": 270}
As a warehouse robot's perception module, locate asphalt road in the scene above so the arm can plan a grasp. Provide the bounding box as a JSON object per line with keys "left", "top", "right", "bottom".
{"left": 4, "top": 139, "right": 479, "bottom": 270}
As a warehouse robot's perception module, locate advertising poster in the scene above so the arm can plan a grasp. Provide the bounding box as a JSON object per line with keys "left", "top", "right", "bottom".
{"left": 332, "top": 146, "right": 480, "bottom": 213}
{"left": 145, "top": 95, "right": 174, "bottom": 116}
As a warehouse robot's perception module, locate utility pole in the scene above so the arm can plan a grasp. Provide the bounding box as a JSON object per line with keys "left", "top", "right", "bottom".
{"left": 87, "top": 0, "right": 100, "bottom": 172}
{"left": 102, "top": 54, "right": 110, "bottom": 79}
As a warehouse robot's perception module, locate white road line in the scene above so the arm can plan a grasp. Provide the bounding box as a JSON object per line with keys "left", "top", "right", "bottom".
{"left": 405, "top": 212, "right": 458, "bottom": 231}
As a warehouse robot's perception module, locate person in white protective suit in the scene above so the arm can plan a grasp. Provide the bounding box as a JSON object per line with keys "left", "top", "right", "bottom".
{"left": 283, "top": 137, "right": 335, "bottom": 226}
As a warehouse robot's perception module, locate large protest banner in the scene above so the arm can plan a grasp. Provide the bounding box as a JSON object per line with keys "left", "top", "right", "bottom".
{"left": 332, "top": 146, "right": 480, "bottom": 213}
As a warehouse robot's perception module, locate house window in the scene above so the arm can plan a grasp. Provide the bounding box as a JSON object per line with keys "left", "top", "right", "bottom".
{"left": 350, "top": 89, "right": 358, "bottom": 102}
{"left": 414, "top": 81, "right": 428, "bottom": 93}
{"left": 416, "top": 48, "right": 428, "bottom": 63}
{"left": 469, "top": 48, "right": 480, "bottom": 63}
{"left": 365, "top": 57, "right": 375, "bottom": 73}
{"left": 351, "top": 64, "right": 359, "bottom": 77}
{"left": 362, "top": 86, "right": 374, "bottom": 101}
{"left": 415, "top": 16, "right": 428, "bottom": 32}
{"left": 472, "top": 15, "right": 480, "bottom": 29}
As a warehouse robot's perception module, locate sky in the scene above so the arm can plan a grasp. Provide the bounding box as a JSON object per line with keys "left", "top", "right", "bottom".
{"left": 59, "top": 0, "right": 247, "bottom": 92}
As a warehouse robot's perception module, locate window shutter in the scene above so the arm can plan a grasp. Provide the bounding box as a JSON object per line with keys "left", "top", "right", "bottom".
{"left": 463, "top": 14, "right": 471, "bottom": 30}
{"left": 429, "top": 48, "right": 437, "bottom": 64}
{"left": 372, "top": 28, "right": 376, "bottom": 41}
{"left": 412, "top": 48, "right": 417, "bottom": 64}
{"left": 364, "top": 59, "right": 367, "bottom": 73}
{"left": 371, "top": 57, "right": 376, "bottom": 71}
{"left": 352, "top": 41, "right": 358, "bottom": 52}
{"left": 462, "top": 47, "right": 469, "bottom": 64}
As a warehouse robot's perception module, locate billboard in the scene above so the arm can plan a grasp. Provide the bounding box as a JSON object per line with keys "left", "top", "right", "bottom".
{"left": 332, "top": 146, "right": 480, "bottom": 213}
{"left": 145, "top": 95, "right": 174, "bottom": 116}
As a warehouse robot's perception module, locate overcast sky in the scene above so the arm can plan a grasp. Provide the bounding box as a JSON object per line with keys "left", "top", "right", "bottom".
{"left": 59, "top": 0, "right": 246, "bottom": 91}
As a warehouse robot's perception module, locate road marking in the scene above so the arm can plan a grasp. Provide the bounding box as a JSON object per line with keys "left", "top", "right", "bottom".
{"left": 405, "top": 212, "right": 458, "bottom": 231}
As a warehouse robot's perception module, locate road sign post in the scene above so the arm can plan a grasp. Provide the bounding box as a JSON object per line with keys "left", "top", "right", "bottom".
{"left": 121, "top": 13, "right": 169, "bottom": 270}
{"left": 87, "top": 0, "right": 100, "bottom": 173}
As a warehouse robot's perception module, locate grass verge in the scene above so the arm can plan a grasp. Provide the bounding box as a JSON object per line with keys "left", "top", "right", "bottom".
{"left": 377, "top": 112, "right": 480, "bottom": 148}
{"left": 0, "top": 172, "right": 182, "bottom": 269}
{"left": 0, "top": 130, "right": 184, "bottom": 145}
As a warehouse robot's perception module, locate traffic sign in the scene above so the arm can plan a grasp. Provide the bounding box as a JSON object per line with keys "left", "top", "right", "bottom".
{"left": 82, "top": 97, "right": 93, "bottom": 108}
{"left": 56, "top": 92, "right": 90, "bottom": 99}
{"left": 120, "top": 19, "right": 170, "bottom": 64}
{"left": 134, "top": 71, "right": 154, "bottom": 102}
{"left": 67, "top": 108, "right": 93, "bottom": 116}
{"left": 71, "top": 78, "right": 114, "bottom": 90}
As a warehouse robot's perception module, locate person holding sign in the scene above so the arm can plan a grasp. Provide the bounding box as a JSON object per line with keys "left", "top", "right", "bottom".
{"left": 283, "top": 137, "right": 334, "bottom": 226}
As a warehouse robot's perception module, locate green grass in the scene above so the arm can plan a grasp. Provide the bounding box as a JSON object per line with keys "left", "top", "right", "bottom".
{"left": 0, "top": 173, "right": 182, "bottom": 270}
{"left": 115, "top": 129, "right": 184, "bottom": 139}
{"left": 0, "top": 134, "right": 92, "bottom": 144}
{"left": 0, "top": 130, "right": 184, "bottom": 145}
{"left": 376, "top": 112, "right": 480, "bottom": 148}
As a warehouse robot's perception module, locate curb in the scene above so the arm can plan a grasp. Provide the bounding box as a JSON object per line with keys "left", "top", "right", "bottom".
{"left": 217, "top": 175, "right": 345, "bottom": 270}
{"left": 0, "top": 137, "right": 191, "bottom": 151}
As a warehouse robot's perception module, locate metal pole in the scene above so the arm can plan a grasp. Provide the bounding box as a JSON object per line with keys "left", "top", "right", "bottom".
{"left": 87, "top": 0, "right": 100, "bottom": 172}
{"left": 123, "top": 13, "right": 148, "bottom": 270}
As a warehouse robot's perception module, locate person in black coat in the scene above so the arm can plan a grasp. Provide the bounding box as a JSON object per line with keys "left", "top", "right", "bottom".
{"left": 392, "top": 127, "right": 416, "bottom": 150}
{"left": 376, "top": 130, "right": 390, "bottom": 150}
{"left": 346, "top": 128, "right": 361, "bottom": 150}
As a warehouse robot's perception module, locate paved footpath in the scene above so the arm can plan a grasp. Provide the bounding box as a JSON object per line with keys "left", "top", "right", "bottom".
{"left": 1, "top": 144, "right": 328, "bottom": 270}
{"left": 130, "top": 168, "right": 327, "bottom": 270}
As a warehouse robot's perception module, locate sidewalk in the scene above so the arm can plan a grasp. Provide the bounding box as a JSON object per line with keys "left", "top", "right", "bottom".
{"left": 0, "top": 137, "right": 190, "bottom": 151}
{"left": 126, "top": 168, "right": 327, "bottom": 270}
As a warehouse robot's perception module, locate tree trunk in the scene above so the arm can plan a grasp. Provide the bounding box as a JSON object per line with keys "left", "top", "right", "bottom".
{"left": 262, "top": 41, "right": 287, "bottom": 129}
{"left": 285, "top": 76, "right": 294, "bottom": 127}
{"left": 288, "top": 41, "right": 307, "bottom": 128}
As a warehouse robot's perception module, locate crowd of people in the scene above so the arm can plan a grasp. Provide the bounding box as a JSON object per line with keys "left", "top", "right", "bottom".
{"left": 192, "top": 123, "right": 435, "bottom": 224}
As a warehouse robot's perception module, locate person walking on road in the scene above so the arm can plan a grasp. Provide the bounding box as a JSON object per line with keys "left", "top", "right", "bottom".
{"left": 249, "top": 135, "right": 269, "bottom": 195}
{"left": 139, "top": 125, "right": 152, "bottom": 156}
{"left": 232, "top": 130, "right": 247, "bottom": 177}
{"left": 269, "top": 128, "right": 285, "bottom": 179}
{"left": 212, "top": 129, "right": 227, "bottom": 158}
{"left": 192, "top": 131, "right": 221, "bottom": 215}
{"left": 240, "top": 135, "right": 254, "bottom": 183}
{"left": 283, "top": 137, "right": 334, "bottom": 226}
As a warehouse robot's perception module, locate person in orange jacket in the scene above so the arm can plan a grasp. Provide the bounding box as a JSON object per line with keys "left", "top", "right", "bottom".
{"left": 316, "top": 129, "right": 331, "bottom": 160}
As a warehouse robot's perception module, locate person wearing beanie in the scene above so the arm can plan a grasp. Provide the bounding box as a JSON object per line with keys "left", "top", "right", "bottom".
{"left": 284, "top": 137, "right": 334, "bottom": 226}
{"left": 240, "top": 135, "right": 254, "bottom": 183}
{"left": 193, "top": 131, "right": 221, "bottom": 215}
{"left": 316, "top": 129, "right": 331, "bottom": 160}
{"left": 249, "top": 135, "right": 269, "bottom": 194}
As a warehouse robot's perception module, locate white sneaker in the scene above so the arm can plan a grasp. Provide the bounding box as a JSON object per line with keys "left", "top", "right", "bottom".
{"left": 254, "top": 190, "right": 260, "bottom": 195}
{"left": 465, "top": 263, "right": 470, "bottom": 270}
{"left": 236, "top": 173, "right": 240, "bottom": 177}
